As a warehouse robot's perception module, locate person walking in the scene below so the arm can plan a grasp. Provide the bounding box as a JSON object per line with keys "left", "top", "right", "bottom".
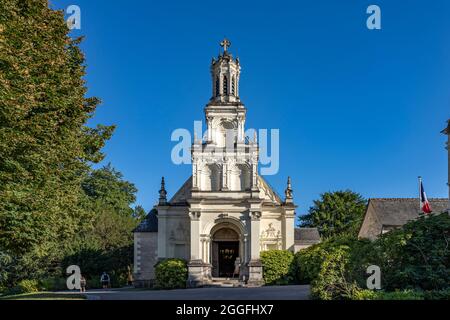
{"left": 127, "top": 266, "right": 134, "bottom": 286}
{"left": 80, "top": 275, "right": 87, "bottom": 293}
{"left": 100, "top": 272, "right": 110, "bottom": 289}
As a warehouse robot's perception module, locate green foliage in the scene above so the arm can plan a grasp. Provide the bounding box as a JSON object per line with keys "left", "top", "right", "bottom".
{"left": 351, "top": 289, "right": 424, "bottom": 300}
{"left": 294, "top": 244, "right": 326, "bottom": 284}
{"left": 12, "top": 280, "right": 40, "bottom": 295}
{"left": 304, "top": 213, "right": 450, "bottom": 300}
{"left": 351, "top": 288, "right": 450, "bottom": 300}
{"left": 294, "top": 236, "right": 373, "bottom": 286}
{"left": 82, "top": 164, "right": 137, "bottom": 218}
{"left": 0, "top": 0, "right": 116, "bottom": 287}
{"left": 260, "top": 250, "right": 295, "bottom": 285}
{"left": 38, "top": 277, "right": 67, "bottom": 292}
{"left": 155, "top": 259, "right": 188, "bottom": 290}
{"left": 423, "top": 288, "right": 450, "bottom": 300}
{"left": 133, "top": 205, "right": 147, "bottom": 222}
{"left": 375, "top": 213, "right": 450, "bottom": 291}
{"left": 0, "top": 1, "right": 144, "bottom": 289}
{"left": 310, "top": 244, "right": 361, "bottom": 300}
{"left": 299, "top": 190, "right": 367, "bottom": 238}
{"left": 62, "top": 245, "right": 133, "bottom": 288}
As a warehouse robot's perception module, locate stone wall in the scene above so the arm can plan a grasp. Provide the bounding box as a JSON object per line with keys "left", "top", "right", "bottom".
{"left": 133, "top": 232, "right": 158, "bottom": 287}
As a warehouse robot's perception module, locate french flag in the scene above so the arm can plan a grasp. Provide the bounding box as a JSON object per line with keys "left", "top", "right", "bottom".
{"left": 419, "top": 178, "right": 432, "bottom": 214}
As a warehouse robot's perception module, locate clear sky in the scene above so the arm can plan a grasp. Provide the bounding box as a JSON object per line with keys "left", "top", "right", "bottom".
{"left": 53, "top": 0, "right": 450, "bottom": 216}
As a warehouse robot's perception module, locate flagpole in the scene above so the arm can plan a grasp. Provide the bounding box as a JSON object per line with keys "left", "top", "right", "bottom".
{"left": 418, "top": 176, "right": 422, "bottom": 212}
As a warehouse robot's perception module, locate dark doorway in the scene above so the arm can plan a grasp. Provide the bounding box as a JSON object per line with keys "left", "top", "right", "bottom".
{"left": 218, "top": 241, "right": 239, "bottom": 278}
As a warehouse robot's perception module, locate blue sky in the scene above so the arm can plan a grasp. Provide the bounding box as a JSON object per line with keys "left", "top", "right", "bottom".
{"left": 53, "top": 0, "right": 450, "bottom": 216}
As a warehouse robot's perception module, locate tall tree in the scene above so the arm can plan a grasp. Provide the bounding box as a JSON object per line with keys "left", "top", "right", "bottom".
{"left": 66, "top": 165, "right": 141, "bottom": 284}
{"left": 0, "top": 0, "right": 114, "bottom": 282}
{"left": 299, "top": 190, "right": 367, "bottom": 239}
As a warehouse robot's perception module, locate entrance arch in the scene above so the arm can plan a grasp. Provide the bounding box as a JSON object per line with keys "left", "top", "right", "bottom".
{"left": 211, "top": 227, "right": 239, "bottom": 278}
{"left": 210, "top": 225, "right": 241, "bottom": 278}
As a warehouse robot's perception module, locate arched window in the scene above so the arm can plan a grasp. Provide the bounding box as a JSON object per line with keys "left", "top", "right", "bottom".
{"left": 215, "top": 76, "right": 220, "bottom": 96}
{"left": 223, "top": 75, "right": 228, "bottom": 95}
{"left": 231, "top": 76, "right": 236, "bottom": 95}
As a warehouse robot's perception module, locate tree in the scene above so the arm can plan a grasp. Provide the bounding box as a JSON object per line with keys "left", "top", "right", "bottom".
{"left": 133, "top": 205, "right": 147, "bottom": 222}
{"left": 63, "top": 165, "right": 142, "bottom": 286}
{"left": 0, "top": 0, "right": 114, "bottom": 285}
{"left": 299, "top": 190, "right": 367, "bottom": 238}
{"left": 82, "top": 164, "right": 137, "bottom": 217}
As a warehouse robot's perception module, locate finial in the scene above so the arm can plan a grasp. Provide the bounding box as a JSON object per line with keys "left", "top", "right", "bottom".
{"left": 220, "top": 38, "right": 231, "bottom": 52}
{"left": 285, "top": 177, "right": 293, "bottom": 202}
{"left": 159, "top": 177, "right": 167, "bottom": 205}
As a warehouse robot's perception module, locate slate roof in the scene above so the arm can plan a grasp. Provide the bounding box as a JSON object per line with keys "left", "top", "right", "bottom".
{"left": 358, "top": 198, "right": 449, "bottom": 240}
{"left": 368, "top": 198, "right": 447, "bottom": 225}
{"left": 294, "top": 228, "right": 321, "bottom": 245}
{"left": 133, "top": 209, "right": 158, "bottom": 233}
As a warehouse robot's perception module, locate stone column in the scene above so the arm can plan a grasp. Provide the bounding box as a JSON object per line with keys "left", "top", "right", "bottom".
{"left": 189, "top": 212, "right": 201, "bottom": 260}
{"left": 192, "top": 161, "right": 198, "bottom": 190}
{"left": 248, "top": 211, "right": 264, "bottom": 286}
{"left": 207, "top": 117, "right": 213, "bottom": 142}
{"left": 251, "top": 163, "right": 258, "bottom": 191}
{"left": 187, "top": 212, "right": 209, "bottom": 287}
{"left": 222, "top": 159, "right": 228, "bottom": 190}
{"left": 156, "top": 209, "right": 167, "bottom": 259}
{"left": 282, "top": 207, "right": 296, "bottom": 252}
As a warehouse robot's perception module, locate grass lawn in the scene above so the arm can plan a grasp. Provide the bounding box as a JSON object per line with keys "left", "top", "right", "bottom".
{"left": 0, "top": 292, "right": 86, "bottom": 300}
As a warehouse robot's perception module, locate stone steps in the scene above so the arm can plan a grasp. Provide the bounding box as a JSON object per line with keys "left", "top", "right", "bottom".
{"left": 204, "top": 278, "right": 244, "bottom": 288}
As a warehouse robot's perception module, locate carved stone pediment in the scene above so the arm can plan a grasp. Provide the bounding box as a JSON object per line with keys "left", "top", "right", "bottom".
{"left": 260, "top": 223, "right": 281, "bottom": 239}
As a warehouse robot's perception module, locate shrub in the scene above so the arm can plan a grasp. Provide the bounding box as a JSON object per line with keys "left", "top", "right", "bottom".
{"left": 39, "top": 277, "right": 67, "bottom": 291}
{"left": 352, "top": 289, "right": 424, "bottom": 300}
{"left": 310, "top": 245, "right": 362, "bottom": 300}
{"left": 294, "top": 244, "right": 326, "bottom": 284}
{"left": 155, "top": 259, "right": 188, "bottom": 289}
{"left": 375, "top": 213, "right": 450, "bottom": 291}
{"left": 423, "top": 288, "right": 450, "bottom": 300}
{"left": 260, "top": 250, "right": 295, "bottom": 285}
{"left": 9, "top": 279, "right": 40, "bottom": 295}
{"left": 294, "top": 236, "right": 375, "bottom": 286}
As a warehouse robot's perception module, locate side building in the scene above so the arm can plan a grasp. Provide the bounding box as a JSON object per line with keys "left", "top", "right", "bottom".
{"left": 359, "top": 119, "right": 450, "bottom": 240}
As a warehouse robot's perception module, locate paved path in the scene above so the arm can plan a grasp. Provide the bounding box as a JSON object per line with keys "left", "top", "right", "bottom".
{"left": 84, "top": 285, "right": 310, "bottom": 300}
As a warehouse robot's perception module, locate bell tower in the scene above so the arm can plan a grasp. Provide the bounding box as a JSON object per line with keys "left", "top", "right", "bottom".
{"left": 191, "top": 39, "right": 259, "bottom": 193}
{"left": 210, "top": 38, "right": 241, "bottom": 104}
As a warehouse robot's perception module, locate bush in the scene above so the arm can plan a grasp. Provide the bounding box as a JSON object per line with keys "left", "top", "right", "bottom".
{"left": 155, "top": 259, "right": 188, "bottom": 289}
{"left": 294, "top": 236, "right": 374, "bottom": 286}
{"left": 260, "top": 250, "right": 295, "bottom": 285}
{"left": 351, "top": 288, "right": 450, "bottom": 300}
{"left": 352, "top": 289, "right": 424, "bottom": 300}
{"left": 310, "top": 244, "right": 362, "bottom": 300}
{"left": 306, "top": 213, "right": 450, "bottom": 300}
{"left": 8, "top": 279, "right": 40, "bottom": 295}
{"left": 294, "top": 244, "right": 326, "bottom": 284}
{"left": 423, "top": 288, "right": 450, "bottom": 300}
{"left": 39, "top": 277, "right": 67, "bottom": 291}
{"left": 375, "top": 213, "right": 450, "bottom": 291}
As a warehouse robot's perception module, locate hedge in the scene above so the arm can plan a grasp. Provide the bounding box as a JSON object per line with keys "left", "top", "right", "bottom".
{"left": 155, "top": 259, "right": 188, "bottom": 289}
{"left": 260, "top": 250, "right": 295, "bottom": 285}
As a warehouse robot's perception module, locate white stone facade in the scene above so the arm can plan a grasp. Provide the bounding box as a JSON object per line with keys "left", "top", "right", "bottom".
{"left": 134, "top": 40, "right": 298, "bottom": 287}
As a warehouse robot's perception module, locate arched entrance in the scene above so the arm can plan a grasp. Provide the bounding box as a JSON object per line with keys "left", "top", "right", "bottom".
{"left": 211, "top": 227, "right": 240, "bottom": 278}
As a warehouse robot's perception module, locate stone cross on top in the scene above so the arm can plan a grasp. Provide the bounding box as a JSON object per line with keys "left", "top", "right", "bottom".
{"left": 220, "top": 38, "right": 231, "bottom": 52}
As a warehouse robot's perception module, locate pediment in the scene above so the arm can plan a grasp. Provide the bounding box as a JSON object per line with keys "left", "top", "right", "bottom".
{"left": 258, "top": 176, "right": 283, "bottom": 205}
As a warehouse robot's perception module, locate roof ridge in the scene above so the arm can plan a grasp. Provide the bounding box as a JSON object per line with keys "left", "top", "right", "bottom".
{"left": 370, "top": 198, "right": 448, "bottom": 201}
